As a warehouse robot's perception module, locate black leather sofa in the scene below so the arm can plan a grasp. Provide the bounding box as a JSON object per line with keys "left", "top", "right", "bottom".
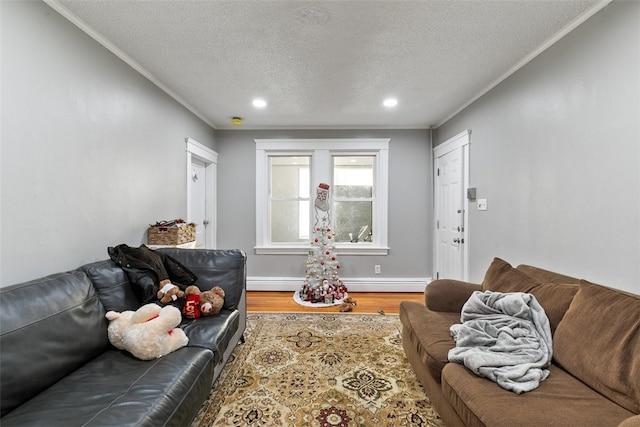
{"left": 0, "top": 248, "right": 246, "bottom": 427}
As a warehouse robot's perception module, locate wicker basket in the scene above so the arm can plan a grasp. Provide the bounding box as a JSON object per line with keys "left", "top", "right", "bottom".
{"left": 148, "top": 223, "right": 196, "bottom": 245}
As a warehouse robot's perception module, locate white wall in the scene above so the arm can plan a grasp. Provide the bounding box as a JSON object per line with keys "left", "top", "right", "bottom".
{"left": 0, "top": 1, "right": 216, "bottom": 286}
{"left": 436, "top": 0, "right": 639, "bottom": 293}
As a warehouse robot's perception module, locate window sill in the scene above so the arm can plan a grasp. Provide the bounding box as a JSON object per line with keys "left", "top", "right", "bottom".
{"left": 255, "top": 245, "right": 389, "bottom": 256}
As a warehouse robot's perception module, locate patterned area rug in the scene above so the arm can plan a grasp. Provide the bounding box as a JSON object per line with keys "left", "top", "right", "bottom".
{"left": 190, "top": 312, "right": 444, "bottom": 427}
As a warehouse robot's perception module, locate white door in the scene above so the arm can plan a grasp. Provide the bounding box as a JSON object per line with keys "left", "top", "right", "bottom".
{"left": 186, "top": 138, "right": 218, "bottom": 249}
{"left": 190, "top": 159, "right": 207, "bottom": 248}
{"left": 434, "top": 130, "right": 470, "bottom": 280}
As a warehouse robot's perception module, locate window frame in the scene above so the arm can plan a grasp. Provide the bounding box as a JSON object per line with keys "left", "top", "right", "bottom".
{"left": 255, "top": 138, "right": 390, "bottom": 255}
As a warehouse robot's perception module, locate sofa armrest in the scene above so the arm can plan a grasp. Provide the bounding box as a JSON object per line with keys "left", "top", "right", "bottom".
{"left": 425, "top": 279, "right": 481, "bottom": 313}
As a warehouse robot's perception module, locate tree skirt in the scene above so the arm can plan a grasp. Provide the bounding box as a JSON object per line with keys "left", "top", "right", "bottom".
{"left": 292, "top": 291, "right": 349, "bottom": 307}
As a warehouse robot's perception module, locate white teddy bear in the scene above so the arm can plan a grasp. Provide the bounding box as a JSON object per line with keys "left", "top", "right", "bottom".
{"left": 105, "top": 303, "right": 188, "bottom": 360}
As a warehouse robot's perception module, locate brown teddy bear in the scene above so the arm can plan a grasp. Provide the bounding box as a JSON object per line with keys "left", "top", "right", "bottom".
{"left": 157, "top": 279, "right": 185, "bottom": 304}
{"left": 200, "top": 286, "right": 225, "bottom": 316}
{"left": 180, "top": 285, "right": 225, "bottom": 316}
{"left": 339, "top": 296, "right": 357, "bottom": 312}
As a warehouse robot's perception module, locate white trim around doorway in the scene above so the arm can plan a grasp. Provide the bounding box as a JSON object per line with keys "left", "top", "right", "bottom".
{"left": 186, "top": 137, "right": 218, "bottom": 249}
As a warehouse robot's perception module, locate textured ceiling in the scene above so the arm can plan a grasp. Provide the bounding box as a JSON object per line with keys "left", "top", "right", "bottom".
{"left": 49, "top": 0, "right": 606, "bottom": 130}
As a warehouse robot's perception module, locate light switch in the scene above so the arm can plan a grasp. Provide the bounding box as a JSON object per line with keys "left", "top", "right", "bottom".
{"left": 477, "top": 199, "right": 488, "bottom": 211}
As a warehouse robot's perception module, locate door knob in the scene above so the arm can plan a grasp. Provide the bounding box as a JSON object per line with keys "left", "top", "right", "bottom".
{"left": 453, "top": 238, "right": 460, "bottom": 243}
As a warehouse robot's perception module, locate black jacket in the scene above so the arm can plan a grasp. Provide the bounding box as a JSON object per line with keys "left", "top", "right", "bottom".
{"left": 108, "top": 244, "right": 197, "bottom": 304}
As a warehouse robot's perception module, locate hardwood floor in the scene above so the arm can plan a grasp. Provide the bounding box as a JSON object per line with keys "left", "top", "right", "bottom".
{"left": 246, "top": 291, "right": 424, "bottom": 314}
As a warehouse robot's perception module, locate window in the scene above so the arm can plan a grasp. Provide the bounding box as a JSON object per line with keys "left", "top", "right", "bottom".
{"left": 255, "top": 139, "right": 389, "bottom": 255}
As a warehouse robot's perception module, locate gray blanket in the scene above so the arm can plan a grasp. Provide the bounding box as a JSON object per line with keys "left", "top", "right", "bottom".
{"left": 448, "top": 290, "right": 553, "bottom": 394}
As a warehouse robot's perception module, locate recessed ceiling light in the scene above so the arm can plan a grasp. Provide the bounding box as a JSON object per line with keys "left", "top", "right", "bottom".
{"left": 253, "top": 99, "right": 267, "bottom": 108}
{"left": 383, "top": 98, "right": 398, "bottom": 108}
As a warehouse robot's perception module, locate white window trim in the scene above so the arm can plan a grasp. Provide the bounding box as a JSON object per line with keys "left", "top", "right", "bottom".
{"left": 255, "top": 138, "right": 390, "bottom": 255}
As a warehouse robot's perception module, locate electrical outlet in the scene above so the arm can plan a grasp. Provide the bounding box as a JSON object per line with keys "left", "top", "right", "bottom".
{"left": 374, "top": 265, "right": 381, "bottom": 274}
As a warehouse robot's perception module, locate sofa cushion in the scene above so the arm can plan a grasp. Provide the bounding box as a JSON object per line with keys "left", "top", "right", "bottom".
{"left": 516, "top": 264, "right": 581, "bottom": 284}
{"left": 481, "top": 259, "right": 579, "bottom": 334}
{"left": 399, "top": 301, "right": 459, "bottom": 382}
{"left": 441, "top": 363, "right": 635, "bottom": 427}
{"left": 180, "top": 309, "right": 240, "bottom": 363}
{"left": 159, "top": 249, "right": 246, "bottom": 311}
{"left": 528, "top": 282, "right": 579, "bottom": 334}
{"left": 0, "top": 271, "right": 109, "bottom": 416}
{"left": 83, "top": 259, "right": 140, "bottom": 312}
{"left": 481, "top": 258, "right": 541, "bottom": 293}
{"left": 0, "top": 347, "right": 214, "bottom": 427}
{"left": 553, "top": 281, "right": 640, "bottom": 414}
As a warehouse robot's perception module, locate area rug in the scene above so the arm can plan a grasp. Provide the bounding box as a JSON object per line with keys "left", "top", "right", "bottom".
{"left": 190, "top": 312, "right": 444, "bottom": 427}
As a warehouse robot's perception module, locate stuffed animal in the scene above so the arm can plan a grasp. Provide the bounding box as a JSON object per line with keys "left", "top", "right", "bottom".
{"left": 105, "top": 309, "right": 136, "bottom": 350}
{"left": 200, "top": 286, "right": 225, "bottom": 316}
{"left": 183, "top": 285, "right": 201, "bottom": 319}
{"left": 339, "top": 296, "right": 357, "bottom": 312}
{"left": 105, "top": 303, "right": 188, "bottom": 360}
{"left": 157, "top": 279, "right": 185, "bottom": 304}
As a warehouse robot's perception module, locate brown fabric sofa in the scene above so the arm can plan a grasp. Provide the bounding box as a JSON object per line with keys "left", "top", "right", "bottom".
{"left": 399, "top": 258, "right": 640, "bottom": 427}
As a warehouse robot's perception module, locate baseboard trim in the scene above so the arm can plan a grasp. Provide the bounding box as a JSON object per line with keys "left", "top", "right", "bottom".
{"left": 247, "top": 276, "right": 431, "bottom": 292}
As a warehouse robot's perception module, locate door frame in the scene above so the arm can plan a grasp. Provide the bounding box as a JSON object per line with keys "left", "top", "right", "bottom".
{"left": 433, "top": 130, "right": 471, "bottom": 281}
{"left": 186, "top": 137, "right": 218, "bottom": 249}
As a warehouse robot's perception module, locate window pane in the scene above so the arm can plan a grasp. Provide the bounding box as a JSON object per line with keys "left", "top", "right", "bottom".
{"left": 333, "top": 201, "right": 372, "bottom": 243}
{"left": 333, "top": 156, "right": 373, "bottom": 198}
{"left": 271, "top": 156, "right": 310, "bottom": 199}
{"left": 334, "top": 185, "right": 372, "bottom": 198}
{"left": 333, "top": 156, "right": 374, "bottom": 242}
{"left": 271, "top": 200, "right": 309, "bottom": 242}
{"left": 269, "top": 156, "right": 310, "bottom": 243}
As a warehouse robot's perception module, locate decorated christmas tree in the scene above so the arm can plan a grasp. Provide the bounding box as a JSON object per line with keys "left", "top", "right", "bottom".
{"left": 297, "top": 183, "right": 348, "bottom": 305}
